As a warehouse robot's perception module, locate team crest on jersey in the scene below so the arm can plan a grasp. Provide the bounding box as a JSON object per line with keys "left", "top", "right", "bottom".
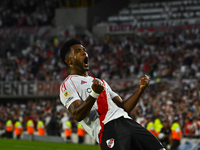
{"left": 106, "top": 138, "right": 114, "bottom": 148}
{"left": 64, "top": 91, "right": 69, "bottom": 97}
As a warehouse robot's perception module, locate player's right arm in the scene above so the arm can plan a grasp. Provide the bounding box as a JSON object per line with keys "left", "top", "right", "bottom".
{"left": 68, "top": 97, "right": 95, "bottom": 121}
{"left": 61, "top": 79, "right": 104, "bottom": 122}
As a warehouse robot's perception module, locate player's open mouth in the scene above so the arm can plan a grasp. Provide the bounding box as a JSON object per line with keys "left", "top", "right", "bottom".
{"left": 84, "top": 57, "right": 89, "bottom": 67}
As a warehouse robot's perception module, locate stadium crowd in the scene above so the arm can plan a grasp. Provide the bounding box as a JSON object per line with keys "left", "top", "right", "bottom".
{"left": 0, "top": 80, "right": 200, "bottom": 142}
{"left": 1, "top": 25, "right": 200, "bottom": 81}
{"left": 0, "top": 0, "right": 103, "bottom": 28}
{"left": 0, "top": 0, "right": 60, "bottom": 28}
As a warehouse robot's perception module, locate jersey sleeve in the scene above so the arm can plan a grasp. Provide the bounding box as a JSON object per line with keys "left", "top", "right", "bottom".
{"left": 60, "top": 80, "right": 80, "bottom": 109}
{"left": 104, "top": 80, "right": 119, "bottom": 99}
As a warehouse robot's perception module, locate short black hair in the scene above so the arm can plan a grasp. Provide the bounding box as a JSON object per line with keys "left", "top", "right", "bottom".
{"left": 60, "top": 38, "right": 82, "bottom": 66}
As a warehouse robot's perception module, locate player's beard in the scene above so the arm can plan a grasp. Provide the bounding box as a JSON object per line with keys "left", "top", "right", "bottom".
{"left": 74, "top": 60, "right": 89, "bottom": 73}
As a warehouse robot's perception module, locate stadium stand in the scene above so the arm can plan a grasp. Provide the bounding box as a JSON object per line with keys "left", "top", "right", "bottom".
{"left": 107, "top": 0, "right": 200, "bottom": 23}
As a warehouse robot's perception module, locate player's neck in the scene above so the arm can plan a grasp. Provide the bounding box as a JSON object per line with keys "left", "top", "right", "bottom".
{"left": 70, "top": 70, "right": 88, "bottom": 77}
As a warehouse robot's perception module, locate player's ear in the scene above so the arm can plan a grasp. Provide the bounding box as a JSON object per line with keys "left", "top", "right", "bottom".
{"left": 65, "top": 58, "right": 72, "bottom": 66}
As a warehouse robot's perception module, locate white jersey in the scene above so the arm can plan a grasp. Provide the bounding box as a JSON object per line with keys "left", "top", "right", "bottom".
{"left": 60, "top": 75, "right": 131, "bottom": 143}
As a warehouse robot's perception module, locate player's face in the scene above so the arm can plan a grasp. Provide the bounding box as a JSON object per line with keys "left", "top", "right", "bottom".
{"left": 69, "top": 44, "right": 89, "bottom": 73}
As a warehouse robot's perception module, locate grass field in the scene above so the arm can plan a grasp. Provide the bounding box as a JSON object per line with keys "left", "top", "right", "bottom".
{"left": 0, "top": 138, "right": 101, "bottom": 150}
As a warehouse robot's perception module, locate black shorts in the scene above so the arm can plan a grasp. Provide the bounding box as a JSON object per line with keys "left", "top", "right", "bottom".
{"left": 100, "top": 117, "right": 164, "bottom": 150}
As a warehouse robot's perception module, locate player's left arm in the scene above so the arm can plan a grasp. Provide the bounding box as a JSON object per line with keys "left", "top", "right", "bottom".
{"left": 112, "top": 75, "right": 150, "bottom": 113}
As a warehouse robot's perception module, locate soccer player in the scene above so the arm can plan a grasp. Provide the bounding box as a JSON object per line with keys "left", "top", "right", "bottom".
{"left": 59, "top": 38, "right": 165, "bottom": 150}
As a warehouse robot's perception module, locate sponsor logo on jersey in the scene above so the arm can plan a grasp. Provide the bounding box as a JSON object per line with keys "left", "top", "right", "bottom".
{"left": 106, "top": 138, "right": 114, "bottom": 148}
{"left": 64, "top": 97, "right": 73, "bottom": 106}
{"left": 87, "top": 88, "right": 92, "bottom": 93}
{"left": 64, "top": 91, "right": 69, "bottom": 97}
{"left": 67, "top": 97, "right": 73, "bottom": 101}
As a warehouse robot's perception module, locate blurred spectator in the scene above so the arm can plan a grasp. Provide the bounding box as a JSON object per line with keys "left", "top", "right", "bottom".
{"left": 171, "top": 116, "right": 182, "bottom": 150}
{"left": 60, "top": 111, "right": 72, "bottom": 142}
{"left": 77, "top": 122, "right": 86, "bottom": 144}
{"left": 14, "top": 119, "right": 23, "bottom": 139}
{"left": 153, "top": 111, "right": 163, "bottom": 135}
{"left": 146, "top": 117, "right": 158, "bottom": 138}
{"left": 5, "top": 117, "right": 13, "bottom": 139}
{"left": 26, "top": 119, "right": 34, "bottom": 135}
{"left": 158, "top": 119, "right": 172, "bottom": 150}
{"left": 183, "top": 117, "right": 194, "bottom": 138}
{"left": 136, "top": 112, "right": 146, "bottom": 127}
{"left": 37, "top": 116, "right": 46, "bottom": 136}
{"left": 64, "top": 119, "right": 72, "bottom": 142}
{"left": 191, "top": 116, "right": 200, "bottom": 138}
{"left": 46, "top": 109, "right": 61, "bottom": 136}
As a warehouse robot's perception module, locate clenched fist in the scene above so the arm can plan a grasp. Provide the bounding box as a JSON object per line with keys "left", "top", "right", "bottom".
{"left": 91, "top": 79, "right": 105, "bottom": 94}
{"left": 139, "top": 75, "right": 150, "bottom": 90}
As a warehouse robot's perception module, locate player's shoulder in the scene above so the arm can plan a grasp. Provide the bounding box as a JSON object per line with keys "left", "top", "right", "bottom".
{"left": 96, "top": 78, "right": 108, "bottom": 85}
{"left": 61, "top": 75, "right": 96, "bottom": 87}
{"left": 60, "top": 76, "right": 71, "bottom": 92}
{"left": 61, "top": 75, "right": 82, "bottom": 84}
{"left": 61, "top": 76, "right": 71, "bottom": 85}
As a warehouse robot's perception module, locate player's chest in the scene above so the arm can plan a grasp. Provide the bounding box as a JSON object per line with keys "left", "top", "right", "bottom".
{"left": 75, "top": 79, "right": 93, "bottom": 97}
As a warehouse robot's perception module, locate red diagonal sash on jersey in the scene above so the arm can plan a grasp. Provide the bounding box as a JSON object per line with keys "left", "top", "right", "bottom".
{"left": 97, "top": 79, "right": 108, "bottom": 146}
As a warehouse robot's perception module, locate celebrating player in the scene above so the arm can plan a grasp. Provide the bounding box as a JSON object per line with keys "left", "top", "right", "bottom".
{"left": 59, "top": 38, "right": 165, "bottom": 150}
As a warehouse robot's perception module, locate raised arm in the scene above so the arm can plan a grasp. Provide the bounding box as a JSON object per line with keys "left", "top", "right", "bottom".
{"left": 112, "top": 75, "right": 150, "bottom": 113}
{"left": 68, "top": 79, "right": 104, "bottom": 121}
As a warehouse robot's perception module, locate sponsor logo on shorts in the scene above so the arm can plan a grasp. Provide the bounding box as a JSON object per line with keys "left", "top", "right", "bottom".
{"left": 106, "top": 138, "right": 114, "bottom": 148}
